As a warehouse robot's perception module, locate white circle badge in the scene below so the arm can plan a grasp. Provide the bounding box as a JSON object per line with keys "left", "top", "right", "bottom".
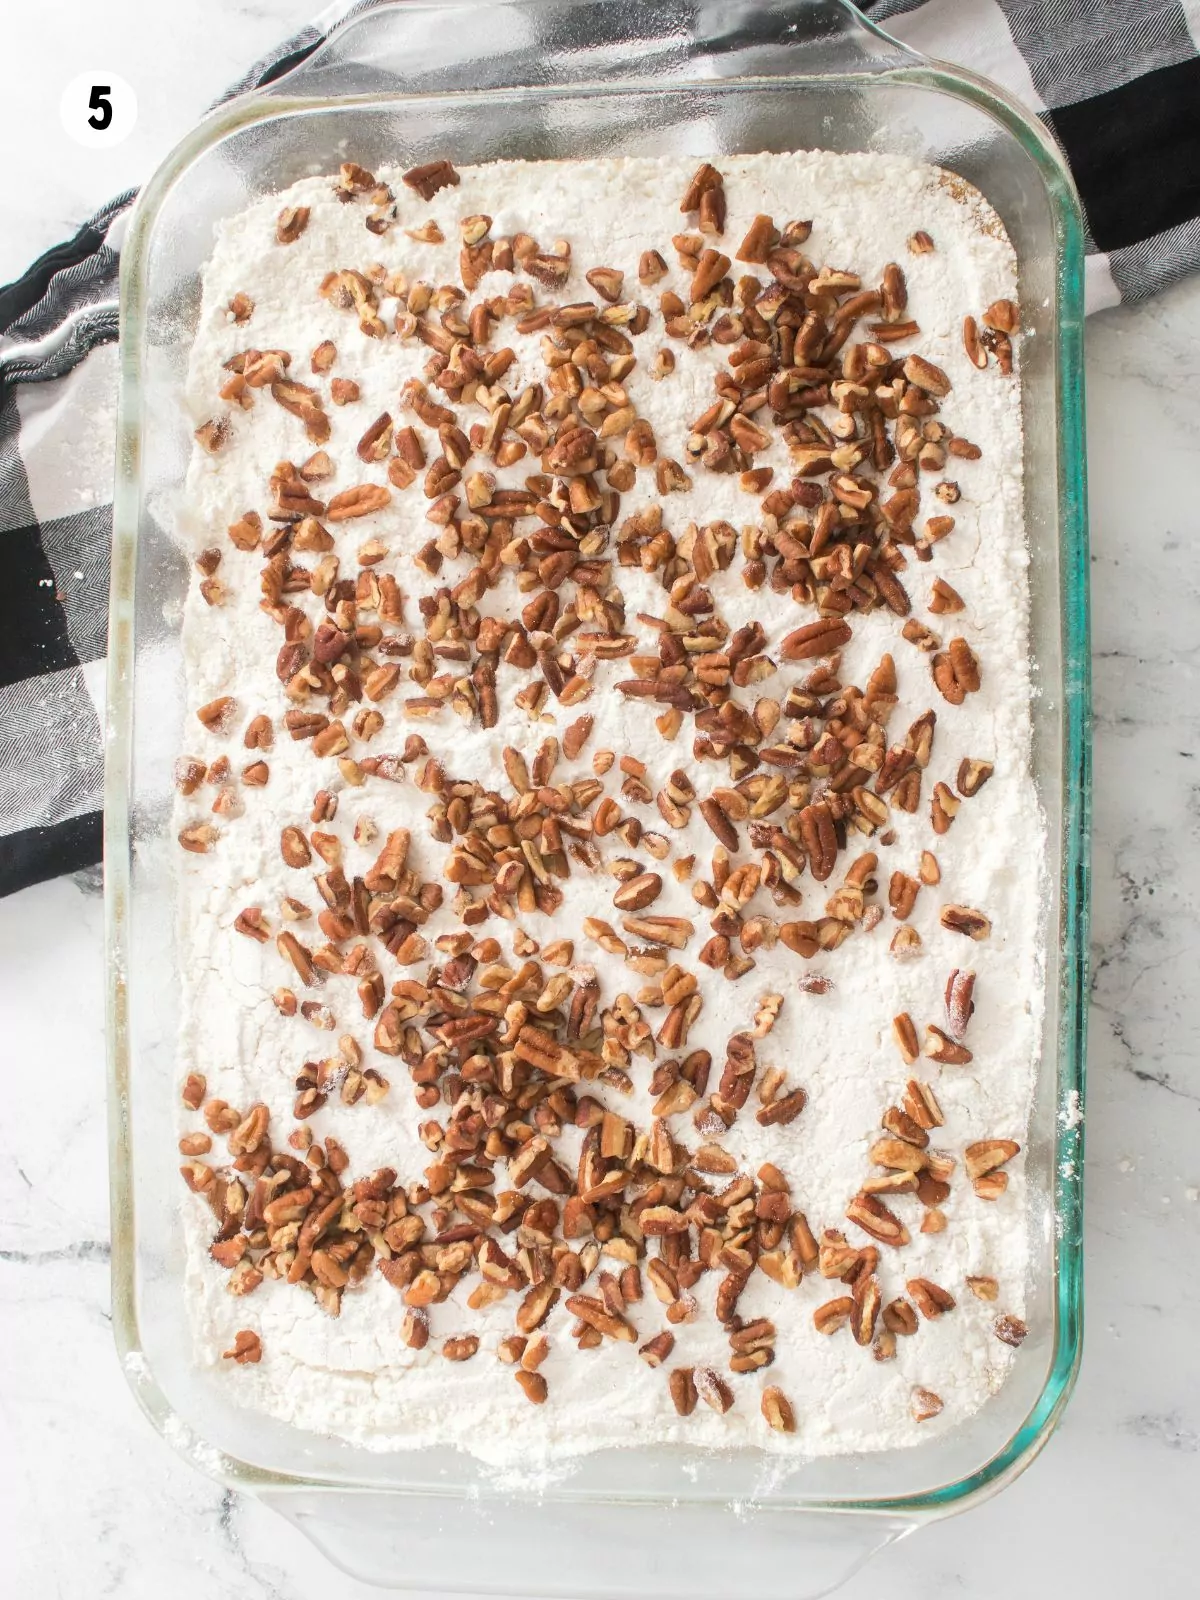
{"left": 60, "top": 73, "right": 138, "bottom": 148}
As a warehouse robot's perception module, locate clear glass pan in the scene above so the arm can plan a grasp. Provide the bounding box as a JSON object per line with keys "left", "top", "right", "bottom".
{"left": 106, "top": 3, "right": 1090, "bottom": 1592}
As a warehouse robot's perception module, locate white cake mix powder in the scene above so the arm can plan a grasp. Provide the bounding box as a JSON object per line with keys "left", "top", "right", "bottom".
{"left": 174, "top": 151, "right": 1042, "bottom": 1469}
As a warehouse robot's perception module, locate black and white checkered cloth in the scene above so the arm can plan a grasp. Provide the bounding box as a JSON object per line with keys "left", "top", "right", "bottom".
{"left": 3, "top": 0, "right": 1199, "bottom": 896}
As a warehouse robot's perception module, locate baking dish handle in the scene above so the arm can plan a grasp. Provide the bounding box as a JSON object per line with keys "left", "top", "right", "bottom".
{"left": 262, "top": 1486, "right": 914, "bottom": 1598}
{"left": 259, "top": 0, "right": 920, "bottom": 102}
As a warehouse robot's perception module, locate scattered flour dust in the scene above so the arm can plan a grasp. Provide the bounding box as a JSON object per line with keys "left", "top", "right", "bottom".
{"left": 175, "top": 151, "right": 1043, "bottom": 1471}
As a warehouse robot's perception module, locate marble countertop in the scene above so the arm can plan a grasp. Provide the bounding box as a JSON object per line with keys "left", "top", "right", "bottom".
{"left": 2, "top": 3, "right": 1197, "bottom": 1596}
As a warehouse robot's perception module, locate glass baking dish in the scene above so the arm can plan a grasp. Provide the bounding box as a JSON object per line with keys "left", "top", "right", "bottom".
{"left": 105, "top": 1, "right": 1090, "bottom": 1592}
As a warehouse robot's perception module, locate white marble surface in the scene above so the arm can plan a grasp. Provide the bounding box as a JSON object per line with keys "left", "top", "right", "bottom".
{"left": 2, "top": 3, "right": 1198, "bottom": 1596}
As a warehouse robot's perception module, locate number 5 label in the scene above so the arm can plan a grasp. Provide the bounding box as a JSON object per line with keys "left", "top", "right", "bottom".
{"left": 61, "top": 73, "right": 137, "bottom": 147}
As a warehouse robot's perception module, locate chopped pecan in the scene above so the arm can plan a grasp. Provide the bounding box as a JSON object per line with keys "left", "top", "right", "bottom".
{"left": 222, "top": 1329, "right": 263, "bottom": 1364}
{"left": 957, "top": 757, "right": 994, "bottom": 797}
{"left": 402, "top": 160, "right": 460, "bottom": 200}
{"left": 994, "top": 1313, "right": 1027, "bottom": 1347}
{"left": 940, "top": 904, "right": 992, "bottom": 940}
{"left": 276, "top": 206, "right": 310, "bottom": 244}
{"left": 944, "top": 968, "right": 976, "bottom": 1037}
{"left": 903, "top": 353, "right": 951, "bottom": 397}
{"left": 813, "top": 1297, "right": 854, "bottom": 1335}
{"left": 326, "top": 484, "right": 392, "bottom": 521}
{"left": 669, "top": 1367, "right": 697, "bottom": 1416}
{"left": 693, "top": 1365, "right": 734, "bottom": 1414}
{"left": 983, "top": 298, "right": 1020, "bottom": 334}
{"left": 965, "top": 1138, "right": 1020, "bottom": 1180}
{"left": 925, "top": 1024, "right": 972, "bottom": 1065}
{"left": 907, "top": 1278, "right": 956, "bottom": 1319}
{"left": 780, "top": 620, "right": 852, "bottom": 661}
{"left": 514, "top": 1369, "right": 548, "bottom": 1403}
{"left": 846, "top": 1192, "right": 909, "bottom": 1248}
{"left": 910, "top": 1386, "right": 944, "bottom": 1422}
{"left": 760, "top": 1385, "right": 796, "bottom": 1433}
{"left": 442, "top": 1335, "right": 480, "bottom": 1361}
{"left": 966, "top": 1275, "right": 999, "bottom": 1302}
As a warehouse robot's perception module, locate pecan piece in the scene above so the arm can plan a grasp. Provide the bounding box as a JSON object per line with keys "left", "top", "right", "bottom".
{"left": 907, "top": 1278, "right": 956, "bottom": 1320}
{"left": 357, "top": 412, "right": 393, "bottom": 463}
{"left": 962, "top": 314, "right": 987, "bottom": 369}
{"left": 973, "top": 1172, "right": 1009, "bottom": 1201}
{"left": 940, "top": 904, "right": 991, "bottom": 940}
{"left": 680, "top": 162, "right": 723, "bottom": 212}
{"left": 271, "top": 379, "right": 329, "bottom": 444}
{"left": 933, "top": 637, "right": 981, "bottom": 704}
{"left": 442, "top": 1335, "right": 480, "bottom": 1361}
{"left": 562, "top": 714, "right": 594, "bottom": 759}
{"left": 957, "top": 757, "right": 994, "bottom": 797}
{"left": 178, "top": 823, "right": 218, "bottom": 854}
{"left": 931, "top": 782, "right": 960, "bottom": 834}
{"left": 813, "top": 1297, "right": 854, "bottom": 1335}
{"left": 736, "top": 214, "right": 777, "bottom": 264}
{"left": 669, "top": 1367, "right": 698, "bottom": 1416}
{"left": 882, "top": 1298, "right": 918, "bottom": 1336}
{"left": 965, "top": 1138, "right": 1020, "bottom": 1180}
{"left": 514, "top": 1369, "right": 548, "bottom": 1404}
{"left": 693, "top": 1365, "right": 734, "bottom": 1414}
{"left": 983, "top": 298, "right": 1020, "bottom": 334}
{"left": 760, "top": 1385, "right": 796, "bottom": 1433}
{"left": 690, "top": 248, "right": 731, "bottom": 303}
{"left": 695, "top": 796, "right": 736, "bottom": 852}
{"left": 565, "top": 1293, "right": 636, "bottom": 1342}
{"left": 889, "top": 871, "right": 919, "bottom": 921}
{"left": 402, "top": 1309, "right": 429, "bottom": 1350}
{"left": 882, "top": 1107, "right": 928, "bottom": 1150}
{"left": 925, "top": 1024, "right": 972, "bottom": 1065}
{"left": 516, "top": 1282, "right": 560, "bottom": 1334}
{"left": 276, "top": 206, "right": 310, "bottom": 244}
{"left": 944, "top": 968, "right": 976, "bottom": 1037}
{"left": 994, "top": 1313, "right": 1028, "bottom": 1347}
{"left": 905, "top": 1079, "right": 944, "bottom": 1129}
{"left": 612, "top": 873, "right": 662, "bottom": 913}
{"left": 910, "top": 1386, "right": 944, "bottom": 1422}
{"left": 851, "top": 1276, "right": 882, "bottom": 1346}
{"left": 234, "top": 907, "right": 270, "bottom": 943}
{"left": 276, "top": 930, "right": 316, "bottom": 986}
{"left": 402, "top": 160, "right": 460, "bottom": 200}
{"left": 966, "top": 1275, "right": 999, "bottom": 1302}
{"left": 326, "top": 484, "right": 392, "bottom": 521}
{"left": 223, "top": 1330, "right": 263, "bottom": 1364}
{"left": 780, "top": 619, "right": 852, "bottom": 661}
{"left": 196, "top": 696, "right": 235, "bottom": 733}
{"left": 903, "top": 354, "right": 951, "bottom": 397}
{"left": 755, "top": 1087, "right": 806, "bottom": 1127}
{"left": 870, "top": 1137, "right": 928, "bottom": 1174}
{"left": 890, "top": 925, "right": 922, "bottom": 960}
{"left": 640, "top": 251, "right": 668, "bottom": 286}
{"left": 893, "top": 1013, "right": 919, "bottom": 1064}
{"left": 181, "top": 1072, "right": 206, "bottom": 1110}
{"left": 639, "top": 1331, "right": 676, "bottom": 1368}
{"left": 585, "top": 266, "right": 624, "bottom": 303}
{"left": 929, "top": 577, "right": 964, "bottom": 613}
{"left": 846, "top": 1192, "right": 910, "bottom": 1248}
{"left": 779, "top": 920, "right": 819, "bottom": 959}
{"left": 798, "top": 802, "right": 837, "bottom": 882}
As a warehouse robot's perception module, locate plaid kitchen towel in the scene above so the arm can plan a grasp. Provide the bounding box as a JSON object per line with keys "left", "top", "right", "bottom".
{"left": 3, "top": 0, "right": 1200, "bottom": 896}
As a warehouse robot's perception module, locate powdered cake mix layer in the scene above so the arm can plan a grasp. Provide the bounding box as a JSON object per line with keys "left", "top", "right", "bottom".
{"left": 173, "top": 151, "right": 1041, "bottom": 1468}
